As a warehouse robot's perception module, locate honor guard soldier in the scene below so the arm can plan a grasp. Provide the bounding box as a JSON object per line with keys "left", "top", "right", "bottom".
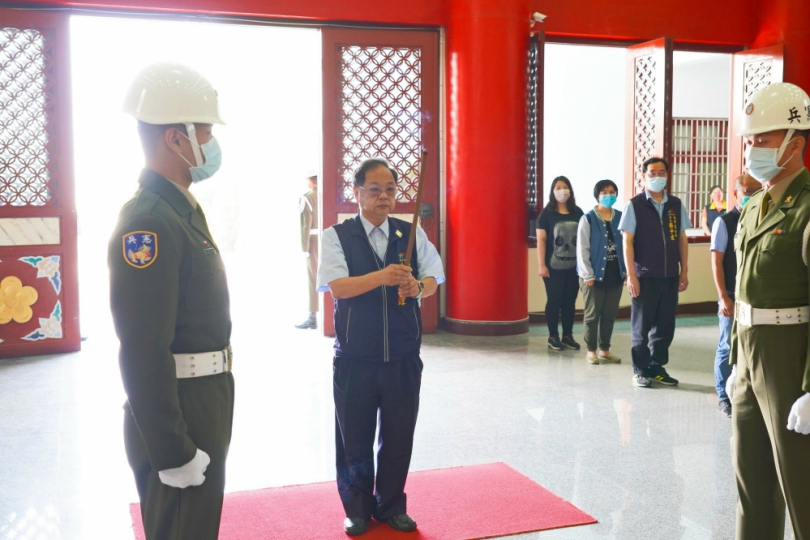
{"left": 296, "top": 172, "right": 319, "bottom": 329}
{"left": 729, "top": 82, "right": 810, "bottom": 540}
{"left": 109, "top": 63, "right": 234, "bottom": 540}
{"left": 317, "top": 158, "right": 445, "bottom": 536}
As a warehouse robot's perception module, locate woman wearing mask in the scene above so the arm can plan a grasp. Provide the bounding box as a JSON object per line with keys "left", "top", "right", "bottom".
{"left": 700, "top": 185, "right": 726, "bottom": 235}
{"left": 576, "top": 180, "right": 626, "bottom": 364}
{"left": 536, "top": 176, "right": 584, "bottom": 351}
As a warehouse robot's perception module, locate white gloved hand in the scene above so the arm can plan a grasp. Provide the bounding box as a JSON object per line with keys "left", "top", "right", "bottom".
{"left": 726, "top": 365, "right": 737, "bottom": 400}
{"left": 787, "top": 393, "right": 810, "bottom": 435}
{"left": 158, "top": 449, "right": 211, "bottom": 488}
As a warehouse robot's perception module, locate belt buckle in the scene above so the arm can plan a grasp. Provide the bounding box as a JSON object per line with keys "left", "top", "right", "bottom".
{"left": 226, "top": 345, "right": 233, "bottom": 372}
{"left": 736, "top": 302, "right": 752, "bottom": 326}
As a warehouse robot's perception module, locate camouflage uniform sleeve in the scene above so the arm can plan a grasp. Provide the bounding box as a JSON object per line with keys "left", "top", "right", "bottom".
{"left": 109, "top": 213, "right": 197, "bottom": 471}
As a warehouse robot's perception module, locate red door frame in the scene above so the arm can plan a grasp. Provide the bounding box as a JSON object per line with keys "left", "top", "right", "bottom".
{"left": 321, "top": 27, "right": 440, "bottom": 337}
{"left": 0, "top": 9, "right": 80, "bottom": 358}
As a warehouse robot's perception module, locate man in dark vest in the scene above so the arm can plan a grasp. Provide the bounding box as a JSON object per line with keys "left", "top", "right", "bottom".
{"left": 710, "top": 174, "right": 760, "bottom": 418}
{"left": 317, "top": 157, "right": 445, "bottom": 536}
{"left": 619, "top": 157, "right": 693, "bottom": 388}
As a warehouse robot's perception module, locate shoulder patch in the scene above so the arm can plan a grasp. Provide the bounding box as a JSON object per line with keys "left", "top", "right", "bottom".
{"left": 122, "top": 231, "right": 158, "bottom": 268}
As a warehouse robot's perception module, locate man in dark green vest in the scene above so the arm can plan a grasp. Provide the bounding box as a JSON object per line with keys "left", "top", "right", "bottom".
{"left": 109, "top": 62, "right": 233, "bottom": 540}
{"left": 729, "top": 82, "right": 810, "bottom": 540}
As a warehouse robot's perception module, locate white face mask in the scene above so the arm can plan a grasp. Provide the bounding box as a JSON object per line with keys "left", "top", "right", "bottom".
{"left": 745, "top": 129, "right": 795, "bottom": 183}
{"left": 177, "top": 123, "right": 223, "bottom": 183}
{"left": 554, "top": 189, "right": 570, "bottom": 203}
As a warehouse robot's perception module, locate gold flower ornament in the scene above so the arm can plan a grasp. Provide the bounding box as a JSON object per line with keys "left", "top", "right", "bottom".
{"left": 0, "top": 276, "right": 38, "bottom": 324}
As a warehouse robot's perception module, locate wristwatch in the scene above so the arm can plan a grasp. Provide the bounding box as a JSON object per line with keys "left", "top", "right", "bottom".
{"left": 415, "top": 280, "right": 425, "bottom": 299}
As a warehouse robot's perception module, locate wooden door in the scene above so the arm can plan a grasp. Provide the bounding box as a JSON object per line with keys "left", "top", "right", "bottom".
{"left": 0, "top": 10, "right": 80, "bottom": 358}
{"left": 727, "top": 45, "right": 784, "bottom": 205}
{"left": 625, "top": 38, "right": 673, "bottom": 196}
{"left": 321, "top": 28, "right": 440, "bottom": 337}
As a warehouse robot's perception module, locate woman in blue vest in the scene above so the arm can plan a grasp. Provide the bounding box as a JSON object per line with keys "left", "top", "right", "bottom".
{"left": 536, "top": 176, "right": 584, "bottom": 351}
{"left": 576, "top": 179, "right": 627, "bottom": 364}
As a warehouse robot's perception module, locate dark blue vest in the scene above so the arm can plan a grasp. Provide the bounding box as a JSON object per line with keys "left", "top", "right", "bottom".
{"left": 719, "top": 207, "right": 740, "bottom": 299}
{"left": 630, "top": 192, "right": 682, "bottom": 278}
{"left": 332, "top": 215, "right": 422, "bottom": 362}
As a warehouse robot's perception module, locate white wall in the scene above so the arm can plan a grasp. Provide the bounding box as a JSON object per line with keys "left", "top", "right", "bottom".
{"left": 543, "top": 44, "right": 627, "bottom": 211}
{"left": 673, "top": 52, "right": 731, "bottom": 119}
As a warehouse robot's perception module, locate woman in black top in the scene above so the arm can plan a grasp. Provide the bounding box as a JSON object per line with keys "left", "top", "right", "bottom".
{"left": 536, "top": 176, "right": 584, "bottom": 351}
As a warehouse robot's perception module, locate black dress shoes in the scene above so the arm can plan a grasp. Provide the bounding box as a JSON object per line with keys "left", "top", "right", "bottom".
{"left": 343, "top": 517, "right": 367, "bottom": 536}
{"left": 387, "top": 513, "right": 417, "bottom": 532}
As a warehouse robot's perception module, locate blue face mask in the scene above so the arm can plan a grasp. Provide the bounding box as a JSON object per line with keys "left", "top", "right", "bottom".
{"left": 599, "top": 194, "right": 617, "bottom": 208}
{"left": 178, "top": 123, "right": 223, "bottom": 183}
{"left": 740, "top": 196, "right": 752, "bottom": 208}
{"left": 647, "top": 177, "right": 667, "bottom": 193}
{"left": 745, "top": 133, "right": 794, "bottom": 183}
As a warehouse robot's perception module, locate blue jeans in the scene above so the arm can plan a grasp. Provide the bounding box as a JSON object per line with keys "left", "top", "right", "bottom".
{"left": 715, "top": 307, "right": 733, "bottom": 400}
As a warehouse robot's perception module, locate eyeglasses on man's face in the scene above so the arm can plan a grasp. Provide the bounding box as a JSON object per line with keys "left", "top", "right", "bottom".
{"left": 358, "top": 185, "right": 398, "bottom": 198}
{"left": 646, "top": 171, "right": 668, "bottom": 178}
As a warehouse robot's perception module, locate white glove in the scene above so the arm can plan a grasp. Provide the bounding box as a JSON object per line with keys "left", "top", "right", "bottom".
{"left": 726, "top": 365, "right": 737, "bottom": 400}
{"left": 158, "top": 449, "right": 210, "bottom": 488}
{"left": 787, "top": 393, "right": 810, "bottom": 435}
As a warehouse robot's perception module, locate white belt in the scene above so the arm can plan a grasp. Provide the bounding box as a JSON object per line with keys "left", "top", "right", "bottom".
{"left": 174, "top": 346, "right": 232, "bottom": 379}
{"left": 309, "top": 228, "right": 318, "bottom": 235}
{"left": 736, "top": 301, "right": 809, "bottom": 327}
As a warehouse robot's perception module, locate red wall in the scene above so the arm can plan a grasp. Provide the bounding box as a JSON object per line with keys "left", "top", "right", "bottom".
{"left": 751, "top": 0, "right": 810, "bottom": 167}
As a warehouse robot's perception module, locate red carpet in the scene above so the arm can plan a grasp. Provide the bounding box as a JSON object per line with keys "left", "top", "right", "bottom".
{"left": 131, "top": 462, "right": 596, "bottom": 539}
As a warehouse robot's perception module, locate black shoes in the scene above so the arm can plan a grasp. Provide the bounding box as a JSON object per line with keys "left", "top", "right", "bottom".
{"left": 343, "top": 517, "right": 367, "bottom": 536}
{"left": 561, "top": 335, "right": 581, "bottom": 350}
{"left": 718, "top": 399, "right": 732, "bottom": 418}
{"left": 548, "top": 336, "right": 565, "bottom": 351}
{"left": 386, "top": 514, "right": 417, "bottom": 532}
{"left": 650, "top": 366, "right": 679, "bottom": 386}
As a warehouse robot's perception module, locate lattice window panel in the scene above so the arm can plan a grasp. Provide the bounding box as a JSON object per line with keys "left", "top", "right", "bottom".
{"left": 526, "top": 36, "right": 539, "bottom": 210}
{"left": 0, "top": 27, "right": 52, "bottom": 207}
{"left": 671, "top": 118, "right": 729, "bottom": 228}
{"left": 337, "top": 46, "right": 422, "bottom": 204}
{"left": 743, "top": 59, "right": 772, "bottom": 107}
{"left": 633, "top": 56, "right": 657, "bottom": 195}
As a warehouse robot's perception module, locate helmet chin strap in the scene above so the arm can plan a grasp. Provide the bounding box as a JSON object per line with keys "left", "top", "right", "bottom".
{"left": 184, "top": 123, "right": 204, "bottom": 167}
{"left": 776, "top": 128, "right": 796, "bottom": 167}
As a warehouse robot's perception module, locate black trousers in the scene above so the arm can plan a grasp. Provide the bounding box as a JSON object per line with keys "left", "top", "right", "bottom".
{"left": 125, "top": 373, "right": 235, "bottom": 540}
{"left": 543, "top": 268, "right": 579, "bottom": 337}
{"left": 333, "top": 354, "right": 422, "bottom": 520}
{"left": 630, "top": 277, "right": 679, "bottom": 375}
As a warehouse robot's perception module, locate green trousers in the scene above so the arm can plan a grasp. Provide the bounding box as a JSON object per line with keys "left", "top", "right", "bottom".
{"left": 734, "top": 324, "right": 810, "bottom": 540}
{"left": 579, "top": 279, "right": 623, "bottom": 352}
{"left": 125, "top": 373, "right": 235, "bottom": 540}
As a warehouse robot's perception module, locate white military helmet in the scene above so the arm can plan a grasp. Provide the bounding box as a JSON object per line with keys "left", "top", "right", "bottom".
{"left": 123, "top": 62, "right": 225, "bottom": 125}
{"left": 739, "top": 82, "right": 810, "bottom": 136}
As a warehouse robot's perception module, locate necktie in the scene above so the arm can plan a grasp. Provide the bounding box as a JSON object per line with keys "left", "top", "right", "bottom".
{"left": 758, "top": 192, "right": 771, "bottom": 225}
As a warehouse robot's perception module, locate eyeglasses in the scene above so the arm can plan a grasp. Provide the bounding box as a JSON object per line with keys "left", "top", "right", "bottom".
{"left": 646, "top": 171, "right": 668, "bottom": 178}
{"left": 357, "top": 185, "right": 398, "bottom": 198}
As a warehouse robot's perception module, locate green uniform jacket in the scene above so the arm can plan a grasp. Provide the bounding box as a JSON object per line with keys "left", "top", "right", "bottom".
{"left": 731, "top": 168, "right": 810, "bottom": 392}
{"left": 108, "top": 169, "right": 232, "bottom": 471}
{"left": 299, "top": 187, "right": 317, "bottom": 252}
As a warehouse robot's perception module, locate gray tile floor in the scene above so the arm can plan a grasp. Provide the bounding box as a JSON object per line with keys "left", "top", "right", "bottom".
{"left": 0, "top": 316, "right": 793, "bottom": 539}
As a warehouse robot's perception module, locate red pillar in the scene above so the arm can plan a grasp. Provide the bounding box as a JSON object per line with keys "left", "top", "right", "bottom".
{"left": 444, "top": 0, "right": 530, "bottom": 335}
{"left": 752, "top": 0, "right": 810, "bottom": 168}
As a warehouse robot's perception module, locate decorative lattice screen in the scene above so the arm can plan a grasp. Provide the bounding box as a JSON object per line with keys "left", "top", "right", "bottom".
{"left": 671, "top": 118, "right": 729, "bottom": 228}
{"left": 337, "top": 45, "right": 422, "bottom": 204}
{"left": 526, "top": 36, "right": 539, "bottom": 213}
{"left": 633, "top": 56, "right": 658, "bottom": 195}
{"left": 0, "top": 27, "right": 52, "bottom": 207}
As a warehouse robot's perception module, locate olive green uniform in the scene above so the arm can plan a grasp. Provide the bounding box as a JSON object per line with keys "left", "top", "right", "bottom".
{"left": 731, "top": 167, "right": 810, "bottom": 540}
{"left": 108, "top": 169, "right": 235, "bottom": 540}
{"left": 300, "top": 187, "right": 319, "bottom": 313}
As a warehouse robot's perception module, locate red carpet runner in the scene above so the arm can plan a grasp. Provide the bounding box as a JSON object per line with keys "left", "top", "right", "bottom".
{"left": 131, "top": 462, "right": 596, "bottom": 539}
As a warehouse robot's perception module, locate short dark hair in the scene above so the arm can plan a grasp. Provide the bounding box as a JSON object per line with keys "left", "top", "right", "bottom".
{"left": 642, "top": 157, "right": 670, "bottom": 173}
{"left": 307, "top": 175, "right": 318, "bottom": 183}
{"left": 137, "top": 121, "right": 187, "bottom": 158}
{"left": 593, "top": 179, "right": 618, "bottom": 200}
{"left": 794, "top": 129, "right": 809, "bottom": 160}
{"left": 353, "top": 158, "right": 399, "bottom": 187}
{"left": 544, "top": 175, "right": 578, "bottom": 213}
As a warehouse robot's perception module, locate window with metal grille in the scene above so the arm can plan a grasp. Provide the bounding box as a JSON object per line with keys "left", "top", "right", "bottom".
{"left": 526, "top": 34, "right": 540, "bottom": 240}
{"left": 670, "top": 118, "right": 729, "bottom": 229}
